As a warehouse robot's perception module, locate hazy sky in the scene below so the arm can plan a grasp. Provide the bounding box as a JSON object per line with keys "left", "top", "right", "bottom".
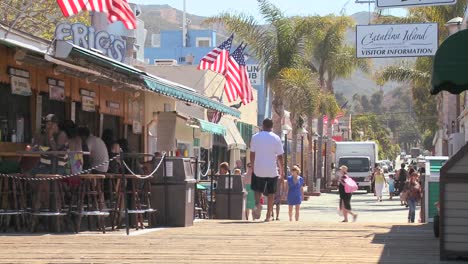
{"left": 132, "top": 0, "right": 407, "bottom": 19}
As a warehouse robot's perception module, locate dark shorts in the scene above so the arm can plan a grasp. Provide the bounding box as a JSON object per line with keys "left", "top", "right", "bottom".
{"left": 251, "top": 173, "right": 278, "bottom": 195}
{"left": 339, "top": 184, "right": 352, "bottom": 210}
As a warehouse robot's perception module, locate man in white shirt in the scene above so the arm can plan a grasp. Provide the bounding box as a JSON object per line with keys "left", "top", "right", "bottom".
{"left": 250, "top": 118, "right": 284, "bottom": 221}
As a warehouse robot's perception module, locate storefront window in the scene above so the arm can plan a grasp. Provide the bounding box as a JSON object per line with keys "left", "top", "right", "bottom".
{"left": 41, "top": 93, "right": 66, "bottom": 122}
{"left": 0, "top": 83, "right": 31, "bottom": 143}
{"left": 75, "top": 102, "right": 98, "bottom": 136}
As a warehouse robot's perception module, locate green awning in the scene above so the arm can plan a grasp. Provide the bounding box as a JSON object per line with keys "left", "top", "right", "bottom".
{"left": 143, "top": 78, "right": 240, "bottom": 118}
{"left": 432, "top": 29, "right": 468, "bottom": 95}
{"left": 196, "top": 118, "right": 226, "bottom": 136}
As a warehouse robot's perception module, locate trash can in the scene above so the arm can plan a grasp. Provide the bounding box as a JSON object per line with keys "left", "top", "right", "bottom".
{"left": 149, "top": 157, "right": 195, "bottom": 227}
{"left": 215, "top": 175, "right": 246, "bottom": 220}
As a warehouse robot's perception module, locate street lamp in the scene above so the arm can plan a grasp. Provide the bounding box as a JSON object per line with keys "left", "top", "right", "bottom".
{"left": 282, "top": 124, "right": 292, "bottom": 178}
{"left": 322, "top": 135, "right": 329, "bottom": 190}
{"left": 312, "top": 132, "right": 319, "bottom": 192}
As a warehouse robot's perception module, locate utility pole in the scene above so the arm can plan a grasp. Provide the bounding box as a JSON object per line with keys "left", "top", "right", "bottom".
{"left": 182, "top": 0, "right": 188, "bottom": 47}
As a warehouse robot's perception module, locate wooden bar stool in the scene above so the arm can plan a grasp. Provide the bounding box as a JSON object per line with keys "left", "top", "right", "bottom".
{"left": 72, "top": 174, "right": 109, "bottom": 233}
{"left": 30, "top": 174, "right": 67, "bottom": 232}
{"left": 107, "top": 174, "right": 156, "bottom": 230}
{"left": 0, "top": 174, "right": 27, "bottom": 232}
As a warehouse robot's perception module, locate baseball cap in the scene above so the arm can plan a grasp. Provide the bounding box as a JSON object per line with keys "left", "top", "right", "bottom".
{"left": 45, "top": 114, "right": 59, "bottom": 123}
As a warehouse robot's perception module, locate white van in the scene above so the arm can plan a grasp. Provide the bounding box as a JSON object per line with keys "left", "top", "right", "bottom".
{"left": 335, "top": 141, "right": 378, "bottom": 193}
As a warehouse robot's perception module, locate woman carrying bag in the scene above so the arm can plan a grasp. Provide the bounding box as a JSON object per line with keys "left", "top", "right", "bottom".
{"left": 338, "top": 165, "right": 358, "bottom": 222}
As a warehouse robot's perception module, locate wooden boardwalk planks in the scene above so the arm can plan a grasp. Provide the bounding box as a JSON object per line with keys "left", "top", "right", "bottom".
{"left": 0, "top": 221, "right": 444, "bottom": 263}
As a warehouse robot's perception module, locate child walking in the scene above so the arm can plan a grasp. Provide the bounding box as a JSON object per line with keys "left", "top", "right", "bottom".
{"left": 286, "top": 166, "right": 304, "bottom": 221}
{"left": 388, "top": 174, "right": 395, "bottom": 200}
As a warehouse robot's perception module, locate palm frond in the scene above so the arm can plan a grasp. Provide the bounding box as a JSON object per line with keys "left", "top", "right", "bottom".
{"left": 375, "top": 65, "right": 430, "bottom": 86}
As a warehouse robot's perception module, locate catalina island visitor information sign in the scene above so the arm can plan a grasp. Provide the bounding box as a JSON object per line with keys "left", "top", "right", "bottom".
{"left": 356, "top": 23, "right": 438, "bottom": 58}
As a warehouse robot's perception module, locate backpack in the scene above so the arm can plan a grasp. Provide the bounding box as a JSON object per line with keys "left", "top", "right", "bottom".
{"left": 343, "top": 175, "right": 358, "bottom": 193}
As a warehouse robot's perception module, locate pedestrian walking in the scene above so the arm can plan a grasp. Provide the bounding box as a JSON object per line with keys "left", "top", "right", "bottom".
{"left": 285, "top": 166, "right": 304, "bottom": 221}
{"left": 388, "top": 174, "right": 395, "bottom": 200}
{"left": 374, "top": 167, "right": 387, "bottom": 202}
{"left": 396, "top": 163, "right": 408, "bottom": 195}
{"left": 338, "top": 165, "right": 358, "bottom": 222}
{"left": 242, "top": 163, "right": 255, "bottom": 220}
{"left": 405, "top": 172, "right": 421, "bottom": 223}
{"left": 250, "top": 118, "right": 285, "bottom": 222}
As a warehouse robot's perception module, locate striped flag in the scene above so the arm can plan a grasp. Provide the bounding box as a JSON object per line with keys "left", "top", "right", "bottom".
{"left": 224, "top": 44, "right": 254, "bottom": 104}
{"left": 197, "top": 34, "right": 233, "bottom": 75}
{"left": 56, "top": 0, "right": 136, "bottom": 30}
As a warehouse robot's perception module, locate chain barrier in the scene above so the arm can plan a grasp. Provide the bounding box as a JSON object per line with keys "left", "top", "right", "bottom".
{"left": 199, "top": 161, "right": 211, "bottom": 177}
{"left": 121, "top": 152, "right": 166, "bottom": 179}
{"left": 0, "top": 154, "right": 120, "bottom": 181}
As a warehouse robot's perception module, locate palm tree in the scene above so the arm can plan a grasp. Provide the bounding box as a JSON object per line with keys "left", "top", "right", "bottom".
{"left": 279, "top": 67, "right": 321, "bottom": 185}
{"left": 205, "top": 0, "right": 323, "bottom": 135}
{"left": 303, "top": 15, "right": 370, "bottom": 186}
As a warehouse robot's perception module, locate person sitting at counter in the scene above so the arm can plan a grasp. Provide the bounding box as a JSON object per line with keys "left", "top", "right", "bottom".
{"left": 30, "top": 114, "right": 69, "bottom": 175}
{"left": 60, "top": 120, "right": 83, "bottom": 186}
{"left": 78, "top": 127, "right": 109, "bottom": 174}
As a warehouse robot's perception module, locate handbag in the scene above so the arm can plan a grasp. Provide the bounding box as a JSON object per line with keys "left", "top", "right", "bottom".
{"left": 343, "top": 175, "right": 358, "bottom": 193}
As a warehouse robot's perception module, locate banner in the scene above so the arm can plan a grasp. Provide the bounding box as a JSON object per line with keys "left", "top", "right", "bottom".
{"left": 356, "top": 23, "right": 438, "bottom": 58}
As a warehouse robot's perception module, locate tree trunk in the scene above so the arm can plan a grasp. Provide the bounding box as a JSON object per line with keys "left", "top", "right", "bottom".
{"left": 290, "top": 111, "right": 298, "bottom": 168}
{"left": 271, "top": 95, "right": 284, "bottom": 137}
{"left": 307, "top": 114, "right": 315, "bottom": 190}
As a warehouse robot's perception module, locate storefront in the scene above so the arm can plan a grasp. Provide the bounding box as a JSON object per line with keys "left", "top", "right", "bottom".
{"left": 0, "top": 25, "right": 240, "bottom": 171}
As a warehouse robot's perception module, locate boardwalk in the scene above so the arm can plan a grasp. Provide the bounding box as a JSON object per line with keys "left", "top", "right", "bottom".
{"left": 0, "top": 220, "right": 443, "bottom": 263}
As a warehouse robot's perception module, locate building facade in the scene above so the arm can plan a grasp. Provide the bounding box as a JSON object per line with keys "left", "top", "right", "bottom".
{"left": 144, "top": 29, "right": 272, "bottom": 127}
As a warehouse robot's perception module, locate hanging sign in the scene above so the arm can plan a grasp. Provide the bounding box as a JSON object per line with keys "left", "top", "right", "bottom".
{"left": 55, "top": 23, "right": 126, "bottom": 62}
{"left": 48, "top": 78, "right": 65, "bottom": 101}
{"left": 106, "top": 100, "right": 121, "bottom": 115}
{"left": 377, "top": 0, "right": 456, "bottom": 8}
{"left": 8, "top": 67, "right": 31, "bottom": 96}
{"left": 82, "top": 95, "right": 95, "bottom": 112}
{"left": 356, "top": 23, "right": 438, "bottom": 58}
{"left": 10, "top": 76, "right": 32, "bottom": 96}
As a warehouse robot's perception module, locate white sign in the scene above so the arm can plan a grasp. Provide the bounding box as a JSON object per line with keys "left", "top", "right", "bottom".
{"left": 165, "top": 161, "right": 173, "bottom": 177}
{"left": 356, "top": 23, "right": 438, "bottom": 58}
{"left": 377, "top": 0, "right": 456, "bottom": 8}
{"left": 55, "top": 23, "right": 126, "bottom": 62}
{"left": 246, "top": 64, "right": 262, "bottom": 86}
{"left": 10, "top": 76, "right": 31, "bottom": 96}
{"left": 82, "top": 95, "right": 95, "bottom": 112}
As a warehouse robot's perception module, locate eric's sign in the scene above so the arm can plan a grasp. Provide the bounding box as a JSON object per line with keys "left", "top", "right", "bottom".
{"left": 55, "top": 23, "right": 126, "bottom": 62}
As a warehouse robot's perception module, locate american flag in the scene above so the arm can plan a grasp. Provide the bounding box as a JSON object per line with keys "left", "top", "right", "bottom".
{"left": 56, "top": 0, "right": 136, "bottom": 30}
{"left": 224, "top": 44, "right": 254, "bottom": 104}
{"left": 198, "top": 34, "right": 233, "bottom": 75}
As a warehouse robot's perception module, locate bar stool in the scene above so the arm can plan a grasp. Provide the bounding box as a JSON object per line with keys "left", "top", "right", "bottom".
{"left": 107, "top": 174, "right": 156, "bottom": 230}
{"left": 30, "top": 174, "right": 67, "bottom": 232}
{"left": 71, "top": 174, "right": 109, "bottom": 233}
{"left": 0, "top": 174, "right": 27, "bottom": 232}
